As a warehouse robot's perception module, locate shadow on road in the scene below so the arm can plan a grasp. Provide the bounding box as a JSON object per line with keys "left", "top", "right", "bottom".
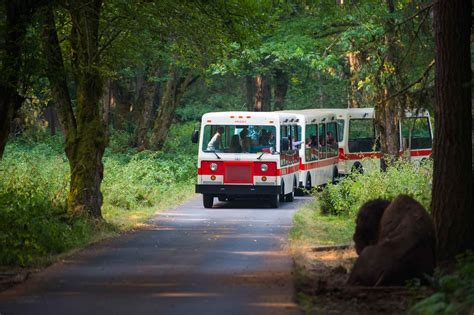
{"left": 208, "top": 197, "right": 311, "bottom": 210}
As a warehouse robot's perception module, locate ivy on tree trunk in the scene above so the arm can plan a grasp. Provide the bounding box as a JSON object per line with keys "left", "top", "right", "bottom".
{"left": 41, "top": 1, "right": 105, "bottom": 218}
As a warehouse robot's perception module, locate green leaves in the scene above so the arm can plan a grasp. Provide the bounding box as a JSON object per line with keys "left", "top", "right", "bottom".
{"left": 409, "top": 252, "right": 474, "bottom": 315}
{"left": 318, "top": 159, "right": 433, "bottom": 217}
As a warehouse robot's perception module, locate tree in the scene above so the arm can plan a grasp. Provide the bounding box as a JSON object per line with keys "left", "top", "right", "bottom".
{"left": 431, "top": 0, "right": 473, "bottom": 260}
{"left": 149, "top": 65, "right": 198, "bottom": 150}
{"left": 42, "top": 1, "right": 106, "bottom": 218}
{"left": 0, "top": 0, "right": 44, "bottom": 159}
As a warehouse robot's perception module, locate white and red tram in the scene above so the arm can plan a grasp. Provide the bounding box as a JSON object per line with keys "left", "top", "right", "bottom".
{"left": 279, "top": 110, "right": 340, "bottom": 190}
{"left": 193, "top": 111, "right": 301, "bottom": 208}
{"left": 335, "top": 108, "right": 433, "bottom": 175}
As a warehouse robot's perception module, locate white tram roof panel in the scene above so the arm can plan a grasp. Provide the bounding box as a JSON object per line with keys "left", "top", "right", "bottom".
{"left": 277, "top": 110, "right": 336, "bottom": 124}
{"left": 201, "top": 111, "right": 299, "bottom": 125}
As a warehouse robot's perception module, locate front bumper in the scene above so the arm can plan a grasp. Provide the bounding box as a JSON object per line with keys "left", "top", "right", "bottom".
{"left": 196, "top": 184, "right": 281, "bottom": 195}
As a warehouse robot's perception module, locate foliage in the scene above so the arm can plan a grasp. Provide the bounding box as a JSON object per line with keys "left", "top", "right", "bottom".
{"left": 0, "top": 142, "right": 106, "bottom": 266}
{"left": 176, "top": 76, "right": 247, "bottom": 121}
{"left": 408, "top": 251, "right": 474, "bottom": 315}
{"left": 319, "top": 159, "right": 432, "bottom": 217}
{"left": 0, "top": 123, "right": 197, "bottom": 266}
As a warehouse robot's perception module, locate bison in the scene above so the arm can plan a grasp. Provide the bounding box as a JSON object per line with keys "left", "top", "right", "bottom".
{"left": 348, "top": 195, "right": 436, "bottom": 286}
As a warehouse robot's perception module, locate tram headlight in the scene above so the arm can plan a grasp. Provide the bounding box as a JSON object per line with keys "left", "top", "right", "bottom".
{"left": 210, "top": 163, "right": 218, "bottom": 171}
{"left": 260, "top": 164, "right": 268, "bottom": 172}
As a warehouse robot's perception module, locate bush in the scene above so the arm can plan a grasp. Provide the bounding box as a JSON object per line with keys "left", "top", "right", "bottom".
{"left": 409, "top": 251, "right": 474, "bottom": 315}
{"left": 0, "top": 122, "right": 197, "bottom": 266}
{"left": 102, "top": 151, "right": 195, "bottom": 210}
{"left": 319, "top": 159, "right": 432, "bottom": 217}
{"left": 0, "top": 153, "right": 92, "bottom": 266}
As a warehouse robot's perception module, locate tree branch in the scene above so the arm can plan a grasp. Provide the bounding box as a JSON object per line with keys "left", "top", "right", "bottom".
{"left": 41, "top": 6, "right": 77, "bottom": 136}
{"left": 384, "top": 60, "right": 435, "bottom": 101}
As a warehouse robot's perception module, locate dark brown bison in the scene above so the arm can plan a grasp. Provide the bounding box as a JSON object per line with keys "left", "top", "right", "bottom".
{"left": 353, "top": 199, "right": 391, "bottom": 255}
{"left": 348, "top": 195, "right": 436, "bottom": 286}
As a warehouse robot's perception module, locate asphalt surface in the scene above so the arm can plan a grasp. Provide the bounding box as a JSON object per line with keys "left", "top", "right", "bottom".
{"left": 0, "top": 196, "right": 308, "bottom": 315}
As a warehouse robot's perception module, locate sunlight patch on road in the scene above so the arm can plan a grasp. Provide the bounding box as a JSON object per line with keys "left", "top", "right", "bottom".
{"left": 151, "top": 292, "right": 221, "bottom": 298}
{"left": 231, "top": 250, "right": 288, "bottom": 257}
{"left": 249, "top": 302, "right": 299, "bottom": 309}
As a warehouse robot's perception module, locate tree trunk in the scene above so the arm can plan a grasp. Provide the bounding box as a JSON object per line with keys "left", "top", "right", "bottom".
{"left": 347, "top": 48, "right": 361, "bottom": 108}
{"left": 42, "top": 2, "right": 105, "bottom": 218}
{"left": 68, "top": 0, "right": 105, "bottom": 218}
{"left": 102, "top": 78, "right": 111, "bottom": 135}
{"left": 149, "top": 66, "right": 198, "bottom": 150}
{"left": 0, "top": 1, "right": 31, "bottom": 159}
{"left": 375, "top": 0, "right": 401, "bottom": 169}
{"left": 245, "top": 76, "right": 255, "bottom": 111}
{"left": 44, "top": 104, "right": 57, "bottom": 136}
{"left": 254, "top": 74, "right": 271, "bottom": 111}
{"left": 110, "top": 80, "right": 133, "bottom": 130}
{"left": 432, "top": 0, "right": 473, "bottom": 261}
{"left": 273, "top": 69, "right": 288, "bottom": 111}
{"left": 135, "top": 68, "right": 160, "bottom": 150}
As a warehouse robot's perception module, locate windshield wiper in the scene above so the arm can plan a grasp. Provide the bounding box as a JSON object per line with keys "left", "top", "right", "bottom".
{"left": 211, "top": 150, "right": 221, "bottom": 159}
{"left": 257, "top": 152, "right": 265, "bottom": 160}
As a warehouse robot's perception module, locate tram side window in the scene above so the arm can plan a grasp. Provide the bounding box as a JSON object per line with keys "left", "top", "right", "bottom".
{"left": 318, "top": 123, "right": 327, "bottom": 159}
{"left": 289, "top": 125, "right": 303, "bottom": 150}
{"left": 336, "top": 119, "right": 344, "bottom": 143}
{"left": 305, "top": 124, "right": 319, "bottom": 161}
{"left": 326, "top": 122, "right": 338, "bottom": 158}
{"left": 401, "top": 117, "right": 432, "bottom": 149}
{"left": 348, "top": 119, "right": 377, "bottom": 153}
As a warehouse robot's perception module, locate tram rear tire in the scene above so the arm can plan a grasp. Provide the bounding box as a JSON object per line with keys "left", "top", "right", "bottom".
{"left": 286, "top": 191, "right": 294, "bottom": 202}
{"left": 203, "top": 194, "right": 214, "bottom": 208}
{"left": 218, "top": 196, "right": 226, "bottom": 202}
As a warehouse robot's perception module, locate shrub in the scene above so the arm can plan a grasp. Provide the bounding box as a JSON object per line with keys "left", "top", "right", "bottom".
{"left": 0, "top": 153, "right": 72, "bottom": 265}
{"left": 0, "top": 122, "right": 197, "bottom": 266}
{"left": 408, "top": 251, "right": 474, "bottom": 315}
{"left": 102, "top": 150, "right": 196, "bottom": 210}
{"left": 319, "top": 159, "right": 432, "bottom": 217}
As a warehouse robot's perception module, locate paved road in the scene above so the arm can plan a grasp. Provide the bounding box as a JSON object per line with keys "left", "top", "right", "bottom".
{"left": 0, "top": 196, "right": 307, "bottom": 315}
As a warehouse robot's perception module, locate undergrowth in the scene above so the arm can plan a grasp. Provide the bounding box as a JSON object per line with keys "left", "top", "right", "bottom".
{"left": 320, "top": 159, "right": 432, "bottom": 217}
{"left": 0, "top": 123, "right": 197, "bottom": 266}
{"left": 409, "top": 251, "right": 474, "bottom": 315}
{"left": 291, "top": 159, "right": 432, "bottom": 248}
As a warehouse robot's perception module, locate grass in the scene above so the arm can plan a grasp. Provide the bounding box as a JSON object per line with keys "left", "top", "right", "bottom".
{"left": 290, "top": 159, "right": 433, "bottom": 251}
{"left": 103, "top": 182, "right": 196, "bottom": 229}
{"left": 290, "top": 200, "right": 355, "bottom": 247}
{"left": 0, "top": 123, "right": 197, "bottom": 267}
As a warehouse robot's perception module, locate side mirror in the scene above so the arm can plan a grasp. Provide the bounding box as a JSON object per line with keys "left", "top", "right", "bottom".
{"left": 280, "top": 137, "right": 289, "bottom": 151}
{"left": 191, "top": 130, "right": 199, "bottom": 144}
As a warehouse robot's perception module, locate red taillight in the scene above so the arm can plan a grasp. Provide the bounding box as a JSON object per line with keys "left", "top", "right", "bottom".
{"left": 200, "top": 161, "right": 224, "bottom": 175}
{"left": 253, "top": 162, "right": 277, "bottom": 176}
{"left": 338, "top": 148, "right": 345, "bottom": 160}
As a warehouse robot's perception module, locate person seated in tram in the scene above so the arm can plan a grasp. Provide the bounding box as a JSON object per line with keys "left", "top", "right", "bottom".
{"left": 289, "top": 135, "right": 304, "bottom": 150}
{"left": 240, "top": 128, "right": 251, "bottom": 152}
{"left": 206, "top": 126, "right": 224, "bottom": 151}
{"left": 327, "top": 131, "right": 335, "bottom": 145}
{"left": 306, "top": 137, "right": 319, "bottom": 160}
{"left": 258, "top": 129, "right": 268, "bottom": 145}
{"left": 229, "top": 134, "right": 242, "bottom": 153}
